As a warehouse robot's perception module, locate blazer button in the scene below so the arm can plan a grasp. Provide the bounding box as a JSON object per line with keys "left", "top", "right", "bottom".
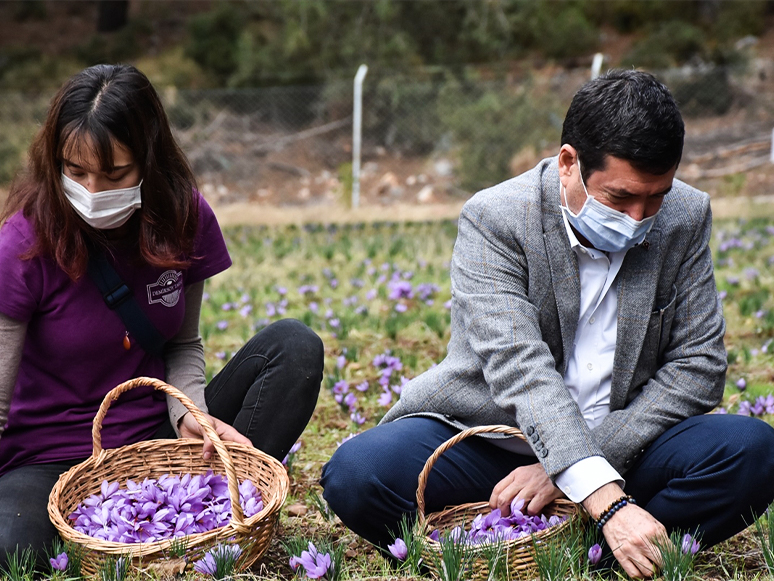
{"left": 526, "top": 426, "right": 535, "bottom": 436}
{"left": 539, "top": 449, "right": 549, "bottom": 458}
{"left": 535, "top": 441, "right": 545, "bottom": 451}
{"left": 531, "top": 433, "right": 540, "bottom": 443}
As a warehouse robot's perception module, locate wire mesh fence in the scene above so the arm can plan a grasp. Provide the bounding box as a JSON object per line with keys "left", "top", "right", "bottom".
{"left": 2, "top": 63, "right": 774, "bottom": 207}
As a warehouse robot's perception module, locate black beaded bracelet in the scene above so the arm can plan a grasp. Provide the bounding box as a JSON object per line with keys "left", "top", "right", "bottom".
{"left": 595, "top": 495, "right": 636, "bottom": 532}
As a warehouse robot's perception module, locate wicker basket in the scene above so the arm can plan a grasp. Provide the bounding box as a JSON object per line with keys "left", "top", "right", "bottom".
{"left": 48, "top": 377, "right": 289, "bottom": 577}
{"left": 416, "top": 425, "right": 581, "bottom": 581}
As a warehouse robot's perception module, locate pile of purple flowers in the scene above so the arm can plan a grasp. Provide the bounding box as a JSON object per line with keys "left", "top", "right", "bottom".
{"left": 430, "top": 498, "right": 567, "bottom": 545}
{"left": 69, "top": 472, "right": 263, "bottom": 543}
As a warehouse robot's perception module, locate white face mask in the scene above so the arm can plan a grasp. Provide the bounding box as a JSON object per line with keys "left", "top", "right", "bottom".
{"left": 561, "top": 160, "right": 659, "bottom": 253}
{"left": 62, "top": 173, "right": 142, "bottom": 230}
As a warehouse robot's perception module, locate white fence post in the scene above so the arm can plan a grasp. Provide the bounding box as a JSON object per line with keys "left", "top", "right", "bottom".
{"left": 591, "top": 53, "right": 604, "bottom": 80}
{"left": 352, "top": 64, "right": 368, "bottom": 209}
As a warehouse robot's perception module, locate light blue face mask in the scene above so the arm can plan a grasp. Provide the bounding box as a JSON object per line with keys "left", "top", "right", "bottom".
{"left": 561, "top": 160, "right": 659, "bottom": 253}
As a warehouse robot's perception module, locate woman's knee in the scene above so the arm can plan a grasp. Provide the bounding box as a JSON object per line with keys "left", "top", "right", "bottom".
{"left": 260, "top": 319, "right": 323, "bottom": 370}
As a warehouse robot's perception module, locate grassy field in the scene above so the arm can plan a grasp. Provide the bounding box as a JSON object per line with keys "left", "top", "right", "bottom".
{"left": 194, "top": 216, "right": 774, "bottom": 581}
{"left": 20, "top": 216, "right": 774, "bottom": 581}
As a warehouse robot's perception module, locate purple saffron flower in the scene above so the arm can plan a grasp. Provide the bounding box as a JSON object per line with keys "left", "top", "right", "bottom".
{"left": 736, "top": 378, "right": 747, "bottom": 391}
{"left": 344, "top": 392, "right": 357, "bottom": 410}
{"left": 681, "top": 533, "right": 700, "bottom": 555}
{"left": 429, "top": 529, "right": 441, "bottom": 542}
{"left": 378, "top": 389, "right": 393, "bottom": 407}
{"left": 282, "top": 441, "right": 302, "bottom": 466}
{"left": 291, "top": 542, "right": 333, "bottom": 579}
{"left": 239, "top": 305, "right": 252, "bottom": 318}
{"left": 50, "top": 552, "right": 68, "bottom": 572}
{"left": 350, "top": 412, "right": 366, "bottom": 425}
{"left": 355, "top": 381, "right": 369, "bottom": 392}
{"left": 388, "top": 538, "right": 408, "bottom": 560}
{"left": 337, "top": 433, "right": 358, "bottom": 447}
{"left": 588, "top": 543, "right": 602, "bottom": 565}
{"left": 395, "top": 303, "right": 408, "bottom": 313}
{"left": 221, "top": 303, "right": 233, "bottom": 311}
{"left": 444, "top": 300, "right": 452, "bottom": 310}
{"left": 216, "top": 320, "right": 228, "bottom": 331}
{"left": 336, "top": 355, "right": 347, "bottom": 370}
{"left": 388, "top": 280, "right": 414, "bottom": 300}
{"left": 194, "top": 544, "right": 242, "bottom": 575}
{"left": 366, "top": 289, "right": 377, "bottom": 301}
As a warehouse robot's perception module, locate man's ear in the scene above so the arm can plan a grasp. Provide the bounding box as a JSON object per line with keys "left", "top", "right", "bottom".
{"left": 557, "top": 145, "right": 578, "bottom": 188}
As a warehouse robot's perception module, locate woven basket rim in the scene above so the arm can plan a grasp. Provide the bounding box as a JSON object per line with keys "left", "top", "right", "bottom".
{"left": 48, "top": 439, "right": 289, "bottom": 555}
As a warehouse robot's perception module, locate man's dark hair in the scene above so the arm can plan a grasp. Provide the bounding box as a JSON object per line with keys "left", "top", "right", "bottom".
{"left": 561, "top": 69, "right": 685, "bottom": 178}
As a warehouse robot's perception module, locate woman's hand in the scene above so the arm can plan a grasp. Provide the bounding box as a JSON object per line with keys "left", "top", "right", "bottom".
{"left": 178, "top": 412, "right": 252, "bottom": 460}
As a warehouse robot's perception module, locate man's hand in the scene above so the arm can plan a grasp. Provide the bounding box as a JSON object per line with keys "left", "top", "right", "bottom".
{"left": 584, "top": 483, "right": 667, "bottom": 579}
{"left": 178, "top": 412, "right": 253, "bottom": 460}
{"left": 488, "top": 463, "right": 565, "bottom": 516}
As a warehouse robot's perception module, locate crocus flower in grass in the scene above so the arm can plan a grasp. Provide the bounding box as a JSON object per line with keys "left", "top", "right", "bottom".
{"left": 290, "top": 542, "right": 333, "bottom": 579}
{"left": 681, "top": 534, "right": 700, "bottom": 555}
{"left": 588, "top": 544, "right": 602, "bottom": 565}
{"left": 216, "top": 320, "right": 228, "bottom": 331}
{"left": 378, "top": 389, "right": 393, "bottom": 407}
{"left": 50, "top": 552, "right": 68, "bottom": 572}
{"left": 194, "top": 544, "right": 243, "bottom": 576}
{"left": 737, "top": 378, "right": 747, "bottom": 391}
{"left": 394, "top": 303, "right": 408, "bottom": 313}
{"left": 283, "top": 441, "right": 302, "bottom": 466}
{"left": 336, "top": 355, "right": 347, "bottom": 370}
{"left": 388, "top": 538, "right": 408, "bottom": 560}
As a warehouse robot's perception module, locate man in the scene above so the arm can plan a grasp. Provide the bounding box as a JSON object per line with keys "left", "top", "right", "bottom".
{"left": 321, "top": 70, "right": 774, "bottom": 578}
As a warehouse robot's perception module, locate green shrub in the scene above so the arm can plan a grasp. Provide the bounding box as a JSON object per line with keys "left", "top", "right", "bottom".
{"left": 185, "top": 3, "right": 246, "bottom": 86}
{"left": 438, "top": 80, "right": 561, "bottom": 192}
{"left": 622, "top": 20, "right": 707, "bottom": 69}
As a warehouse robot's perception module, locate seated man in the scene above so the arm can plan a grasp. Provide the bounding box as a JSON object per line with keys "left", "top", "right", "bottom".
{"left": 321, "top": 69, "right": 774, "bottom": 578}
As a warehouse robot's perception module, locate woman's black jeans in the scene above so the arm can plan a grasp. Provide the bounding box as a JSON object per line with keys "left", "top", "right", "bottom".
{"left": 0, "top": 319, "right": 323, "bottom": 568}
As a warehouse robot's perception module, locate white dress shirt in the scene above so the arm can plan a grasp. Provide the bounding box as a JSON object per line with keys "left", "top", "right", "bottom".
{"left": 553, "top": 209, "right": 626, "bottom": 502}
{"left": 491, "top": 204, "right": 626, "bottom": 502}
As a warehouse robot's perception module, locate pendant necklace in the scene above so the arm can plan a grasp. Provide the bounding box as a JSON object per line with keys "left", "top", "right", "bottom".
{"left": 123, "top": 331, "right": 131, "bottom": 350}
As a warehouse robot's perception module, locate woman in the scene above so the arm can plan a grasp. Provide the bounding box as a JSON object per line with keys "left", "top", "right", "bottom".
{"left": 0, "top": 64, "right": 323, "bottom": 561}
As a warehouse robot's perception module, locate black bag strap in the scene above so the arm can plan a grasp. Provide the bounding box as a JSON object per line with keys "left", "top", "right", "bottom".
{"left": 87, "top": 248, "right": 167, "bottom": 357}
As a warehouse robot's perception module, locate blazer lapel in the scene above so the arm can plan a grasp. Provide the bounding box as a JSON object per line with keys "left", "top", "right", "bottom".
{"left": 610, "top": 230, "right": 662, "bottom": 410}
{"left": 541, "top": 171, "right": 580, "bottom": 376}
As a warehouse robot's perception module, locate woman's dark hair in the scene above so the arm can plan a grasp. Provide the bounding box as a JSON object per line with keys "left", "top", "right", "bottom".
{"left": 1, "top": 63, "right": 199, "bottom": 280}
{"left": 561, "top": 69, "right": 685, "bottom": 178}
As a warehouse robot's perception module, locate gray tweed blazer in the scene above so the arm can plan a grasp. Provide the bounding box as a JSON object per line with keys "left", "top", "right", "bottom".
{"left": 381, "top": 157, "right": 727, "bottom": 478}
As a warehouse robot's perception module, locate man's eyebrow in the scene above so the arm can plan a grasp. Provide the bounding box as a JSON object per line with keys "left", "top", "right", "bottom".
{"left": 606, "top": 186, "right": 672, "bottom": 197}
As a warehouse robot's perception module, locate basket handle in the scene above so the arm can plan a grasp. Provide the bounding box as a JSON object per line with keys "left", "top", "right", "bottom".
{"left": 91, "top": 376, "right": 246, "bottom": 526}
{"left": 415, "top": 424, "right": 527, "bottom": 529}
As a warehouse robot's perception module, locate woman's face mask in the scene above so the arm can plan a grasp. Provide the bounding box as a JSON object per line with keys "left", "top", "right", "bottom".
{"left": 60, "top": 137, "right": 143, "bottom": 230}
{"left": 561, "top": 160, "right": 659, "bottom": 253}
{"left": 62, "top": 173, "right": 142, "bottom": 230}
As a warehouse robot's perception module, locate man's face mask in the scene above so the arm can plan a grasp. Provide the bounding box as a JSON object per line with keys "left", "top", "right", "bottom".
{"left": 561, "top": 160, "right": 658, "bottom": 253}
{"left": 62, "top": 173, "right": 142, "bottom": 230}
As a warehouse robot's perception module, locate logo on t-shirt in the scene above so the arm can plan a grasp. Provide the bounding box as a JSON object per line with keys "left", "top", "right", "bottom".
{"left": 147, "top": 270, "right": 183, "bottom": 307}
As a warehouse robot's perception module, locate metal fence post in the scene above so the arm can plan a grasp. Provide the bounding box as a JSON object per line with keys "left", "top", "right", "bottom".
{"left": 352, "top": 64, "right": 368, "bottom": 209}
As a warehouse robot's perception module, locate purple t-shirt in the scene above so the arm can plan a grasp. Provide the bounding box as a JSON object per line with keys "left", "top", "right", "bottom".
{"left": 0, "top": 193, "right": 231, "bottom": 476}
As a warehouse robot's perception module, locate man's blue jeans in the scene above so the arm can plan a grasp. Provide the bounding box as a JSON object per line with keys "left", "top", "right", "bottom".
{"left": 321, "top": 414, "right": 774, "bottom": 551}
